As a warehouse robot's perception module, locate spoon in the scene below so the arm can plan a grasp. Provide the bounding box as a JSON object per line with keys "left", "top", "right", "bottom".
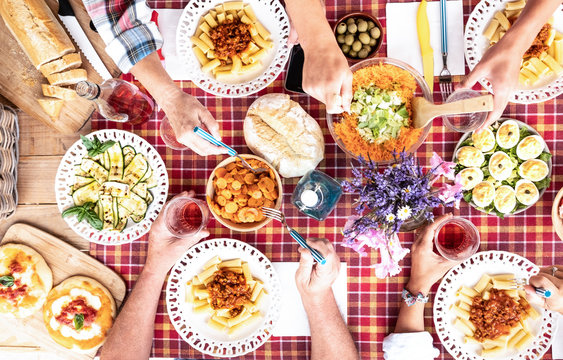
{"left": 412, "top": 94, "right": 493, "bottom": 129}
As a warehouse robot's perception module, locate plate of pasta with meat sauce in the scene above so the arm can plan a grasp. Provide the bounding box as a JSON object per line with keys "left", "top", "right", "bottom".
{"left": 434, "top": 251, "right": 555, "bottom": 360}
{"left": 165, "top": 238, "right": 281, "bottom": 357}
{"left": 465, "top": 0, "right": 563, "bottom": 104}
{"left": 176, "top": 0, "right": 290, "bottom": 97}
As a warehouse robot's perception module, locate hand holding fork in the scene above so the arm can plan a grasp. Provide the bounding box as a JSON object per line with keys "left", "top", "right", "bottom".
{"left": 513, "top": 266, "right": 563, "bottom": 315}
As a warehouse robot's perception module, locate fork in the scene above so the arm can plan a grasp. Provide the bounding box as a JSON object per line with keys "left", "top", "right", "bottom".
{"left": 510, "top": 278, "right": 552, "bottom": 298}
{"left": 193, "top": 126, "right": 268, "bottom": 174}
{"left": 262, "top": 207, "right": 326, "bottom": 265}
{"left": 438, "top": 0, "right": 453, "bottom": 102}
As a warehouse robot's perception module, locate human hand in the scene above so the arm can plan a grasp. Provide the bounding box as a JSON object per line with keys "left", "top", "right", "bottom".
{"left": 161, "top": 89, "right": 228, "bottom": 156}
{"left": 407, "top": 213, "right": 460, "bottom": 294}
{"left": 524, "top": 266, "right": 563, "bottom": 315}
{"left": 295, "top": 238, "right": 340, "bottom": 302}
{"left": 458, "top": 40, "right": 522, "bottom": 133}
{"left": 301, "top": 37, "right": 353, "bottom": 114}
{"left": 145, "top": 191, "right": 210, "bottom": 275}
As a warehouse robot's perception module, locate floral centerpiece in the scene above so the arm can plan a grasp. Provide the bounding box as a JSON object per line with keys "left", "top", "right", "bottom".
{"left": 341, "top": 151, "right": 463, "bottom": 278}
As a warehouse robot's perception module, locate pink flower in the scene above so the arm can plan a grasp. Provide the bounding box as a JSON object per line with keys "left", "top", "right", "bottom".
{"left": 372, "top": 246, "right": 402, "bottom": 279}
{"left": 341, "top": 228, "right": 387, "bottom": 257}
{"left": 387, "top": 233, "right": 410, "bottom": 262}
{"left": 430, "top": 152, "right": 456, "bottom": 183}
{"left": 438, "top": 174, "right": 464, "bottom": 208}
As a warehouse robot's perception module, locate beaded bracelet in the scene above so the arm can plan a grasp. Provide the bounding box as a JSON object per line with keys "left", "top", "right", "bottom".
{"left": 402, "top": 288, "right": 429, "bottom": 307}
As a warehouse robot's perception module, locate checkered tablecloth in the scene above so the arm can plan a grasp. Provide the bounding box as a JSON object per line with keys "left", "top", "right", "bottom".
{"left": 90, "top": 0, "right": 563, "bottom": 358}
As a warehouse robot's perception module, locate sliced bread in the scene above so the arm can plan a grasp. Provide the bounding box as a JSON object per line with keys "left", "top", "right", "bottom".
{"left": 47, "top": 69, "right": 87, "bottom": 86}
{"left": 39, "top": 53, "right": 82, "bottom": 77}
{"left": 37, "top": 98, "right": 64, "bottom": 120}
{"left": 42, "top": 84, "right": 77, "bottom": 100}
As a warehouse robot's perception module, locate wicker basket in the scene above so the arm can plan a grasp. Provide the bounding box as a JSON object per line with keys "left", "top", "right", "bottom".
{"left": 0, "top": 104, "right": 19, "bottom": 221}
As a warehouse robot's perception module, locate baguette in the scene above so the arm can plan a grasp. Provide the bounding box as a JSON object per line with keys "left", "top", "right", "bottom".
{"left": 42, "top": 84, "right": 77, "bottom": 100}
{"left": 40, "top": 53, "right": 82, "bottom": 77}
{"left": 47, "top": 69, "right": 87, "bottom": 86}
{"left": 0, "top": 0, "right": 75, "bottom": 69}
{"left": 37, "top": 98, "right": 64, "bottom": 120}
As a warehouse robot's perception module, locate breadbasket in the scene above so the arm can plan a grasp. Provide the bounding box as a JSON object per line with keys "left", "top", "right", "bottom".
{"left": 0, "top": 104, "right": 19, "bottom": 221}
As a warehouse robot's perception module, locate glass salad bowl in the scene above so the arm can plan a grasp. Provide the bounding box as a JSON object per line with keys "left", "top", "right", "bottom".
{"left": 327, "top": 57, "right": 433, "bottom": 164}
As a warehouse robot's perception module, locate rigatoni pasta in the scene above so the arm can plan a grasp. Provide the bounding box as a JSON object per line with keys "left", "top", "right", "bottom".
{"left": 451, "top": 273, "right": 538, "bottom": 358}
{"left": 185, "top": 256, "right": 266, "bottom": 335}
{"left": 191, "top": 2, "right": 273, "bottom": 80}
{"left": 483, "top": 0, "right": 563, "bottom": 86}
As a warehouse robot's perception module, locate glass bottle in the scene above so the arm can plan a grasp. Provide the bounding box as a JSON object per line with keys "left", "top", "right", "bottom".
{"left": 291, "top": 170, "right": 343, "bottom": 221}
{"left": 75, "top": 79, "right": 154, "bottom": 125}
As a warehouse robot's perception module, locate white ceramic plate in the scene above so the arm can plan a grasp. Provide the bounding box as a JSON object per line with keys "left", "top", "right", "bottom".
{"left": 434, "top": 251, "right": 556, "bottom": 360}
{"left": 176, "top": 0, "right": 290, "bottom": 97}
{"left": 464, "top": 0, "right": 563, "bottom": 103}
{"left": 166, "top": 238, "right": 281, "bottom": 357}
{"left": 452, "top": 118, "right": 552, "bottom": 216}
{"left": 55, "top": 130, "right": 169, "bottom": 245}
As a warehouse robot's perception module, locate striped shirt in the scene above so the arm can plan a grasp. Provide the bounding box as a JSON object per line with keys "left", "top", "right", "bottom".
{"left": 83, "top": 0, "right": 163, "bottom": 73}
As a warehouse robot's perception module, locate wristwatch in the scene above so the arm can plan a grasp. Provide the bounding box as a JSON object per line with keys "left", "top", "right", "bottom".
{"left": 402, "top": 288, "right": 429, "bottom": 307}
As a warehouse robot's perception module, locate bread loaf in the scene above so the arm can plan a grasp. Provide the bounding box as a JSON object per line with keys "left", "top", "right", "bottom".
{"left": 40, "top": 53, "right": 82, "bottom": 76}
{"left": 37, "top": 98, "right": 64, "bottom": 120}
{"left": 47, "top": 69, "right": 87, "bottom": 86}
{"left": 0, "top": 0, "right": 75, "bottom": 69}
{"left": 42, "top": 84, "right": 77, "bottom": 100}
{"left": 244, "top": 93, "right": 324, "bottom": 178}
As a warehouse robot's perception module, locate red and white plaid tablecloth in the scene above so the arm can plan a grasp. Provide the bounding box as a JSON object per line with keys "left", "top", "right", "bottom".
{"left": 90, "top": 0, "right": 563, "bottom": 358}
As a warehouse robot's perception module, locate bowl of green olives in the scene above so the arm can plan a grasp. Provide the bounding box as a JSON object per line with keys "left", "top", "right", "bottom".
{"left": 333, "top": 13, "right": 383, "bottom": 63}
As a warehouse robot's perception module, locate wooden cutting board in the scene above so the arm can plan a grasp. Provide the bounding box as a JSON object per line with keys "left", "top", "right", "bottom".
{"left": 0, "top": 223, "right": 126, "bottom": 360}
{"left": 0, "top": 0, "right": 121, "bottom": 134}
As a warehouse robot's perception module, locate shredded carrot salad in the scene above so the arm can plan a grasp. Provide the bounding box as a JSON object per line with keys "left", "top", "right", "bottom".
{"left": 334, "top": 64, "right": 422, "bottom": 161}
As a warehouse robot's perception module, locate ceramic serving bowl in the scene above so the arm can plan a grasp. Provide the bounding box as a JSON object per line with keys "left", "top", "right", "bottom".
{"left": 333, "top": 12, "right": 384, "bottom": 64}
{"left": 206, "top": 154, "right": 283, "bottom": 232}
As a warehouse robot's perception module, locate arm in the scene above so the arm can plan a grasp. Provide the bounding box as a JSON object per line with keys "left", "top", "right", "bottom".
{"left": 100, "top": 191, "right": 209, "bottom": 360}
{"left": 82, "top": 0, "right": 226, "bottom": 156}
{"left": 284, "top": 0, "right": 353, "bottom": 114}
{"left": 460, "top": 0, "right": 561, "bottom": 131}
{"left": 295, "top": 239, "right": 359, "bottom": 360}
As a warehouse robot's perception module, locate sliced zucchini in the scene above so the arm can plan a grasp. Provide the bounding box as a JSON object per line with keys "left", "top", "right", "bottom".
{"left": 72, "top": 176, "right": 94, "bottom": 191}
{"left": 74, "top": 165, "right": 88, "bottom": 177}
{"left": 107, "top": 142, "right": 124, "bottom": 181}
{"left": 145, "top": 172, "right": 158, "bottom": 189}
{"left": 119, "top": 192, "right": 147, "bottom": 217}
{"left": 130, "top": 214, "right": 144, "bottom": 223}
{"left": 114, "top": 205, "right": 131, "bottom": 231}
{"left": 80, "top": 159, "right": 109, "bottom": 184}
{"left": 99, "top": 195, "right": 114, "bottom": 230}
{"left": 72, "top": 181, "right": 101, "bottom": 205}
{"left": 123, "top": 154, "right": 149, "bottom": 187}
{"left": 145, "top": 191, "right": 153, "bottom": 205}
{"left": 123, "top": 146, "right": 136, "bottom": 167}
{"left": 100, "top": 181, "right": 130, "bottom": 197}
{"left": 132, "top": 182, "right": 147, "bottom": 199}
{"left": 140, "top": 164, "right": 152, "bottom": 183}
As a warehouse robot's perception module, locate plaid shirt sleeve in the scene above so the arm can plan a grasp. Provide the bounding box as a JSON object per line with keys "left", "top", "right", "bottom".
{"left": 83, "top": 0, "right": 163, "bottom": 73}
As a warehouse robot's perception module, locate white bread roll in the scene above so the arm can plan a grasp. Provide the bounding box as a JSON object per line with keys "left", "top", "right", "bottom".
{"left": 0, "top": 0, "right": 75, "bottom": 69}
{"left": 244, "top": 93, "right": 324, "bottom": 178}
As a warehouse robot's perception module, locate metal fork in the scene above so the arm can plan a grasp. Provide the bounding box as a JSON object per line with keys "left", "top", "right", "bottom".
{"left": 262, "top": 207, "right": 326, "bottom": 265}
{"left": 438, "top": 0, "right": 453, "bottom": 102}
{"left": 193, "top": 126, "right": 268, "bottom": 173}
{"left": 510, "top": 278, "right": 552, "bottom": 298}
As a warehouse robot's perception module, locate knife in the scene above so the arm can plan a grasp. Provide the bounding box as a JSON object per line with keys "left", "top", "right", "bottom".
{"left": 417, "top": 0, "right": 434, "bottom": 93}
{"left": 58, "top": 0, "right": 112, "bottom": 80}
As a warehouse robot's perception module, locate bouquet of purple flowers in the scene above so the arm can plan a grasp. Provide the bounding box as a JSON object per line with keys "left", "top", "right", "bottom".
{"left": 341, "top": 151, "right": 463, "bottom": 278}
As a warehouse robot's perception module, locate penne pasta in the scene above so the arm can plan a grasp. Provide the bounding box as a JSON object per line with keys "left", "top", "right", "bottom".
{"left": 191, "top": 37, "right": 211, "bottom": 53}
{"left": 203, "top": 256, "right": 221, "bottom": 270}
{"left": 457, "top": 286, "right": 479, "bottom": 298}
{"left": 254, "top": 21, "right": 271, "bottom": 41}
{"left": 457, "top": 292, "right": 474, "bottom": 305}
{"left": 242, "top": 262, "right": 253, "bottom": 282}
{"left": 515, "top": 332, "right": 533, "bottom": 350}
{"left": 199, "top": 33, "right": 215, "bottom": 50}
{"left": 508, "top": 329, "right": 527, "bottom": 348}
{"left": 219, "top": 258, "right": 242, "bottom": 268}
{"left": 204, "top": 13, "right": 218, "bottom": 28}
{"left": 474, "top": 274, "right": 492, "bottom": 293}
{"left": 228, "top": 311, "right": 262, "bottom": 335}
{"left": 451, "top": 305, "right": 470, "bottom": 321}
{"left": 481, "top": 346, "right": 504, "bottom": 357}
{"left": 505, "top": 0, "right": 526, "bottom": 10}
{"left": 251, "top": 34, "right": 273, "bottom": 49}
{"left": 494, "top": 11, "right": 511, "bottom": 31}
{"left": 243, "top": 5, "right": 257, "bottom": 22}
{"left": 223, "top": 1, "right": 244, "bottom": 11}
{"left": 483, "top": 19, "right": 499, "bottom": 40}
{"left": 454, "top": 318, "right": 474, "bottom": 336}
{"left": 491, "top": 279, "right": 515, "bottom": 290}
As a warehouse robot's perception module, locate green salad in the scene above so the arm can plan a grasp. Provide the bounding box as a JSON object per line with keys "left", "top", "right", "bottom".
{"left": 350, "top": 87, "right": 409, "bottom": 144}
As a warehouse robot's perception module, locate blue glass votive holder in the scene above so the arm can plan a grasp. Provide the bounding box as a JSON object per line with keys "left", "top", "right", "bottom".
{"left": 291, "top": 170, "right": 343, "bottom": 221}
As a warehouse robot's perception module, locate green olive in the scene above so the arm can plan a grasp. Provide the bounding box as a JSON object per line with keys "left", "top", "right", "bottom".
{"left": 346, "top": 18, "right": 356, "bottom": 26}
{"left": 359, "top": 32, "right": 371, "bottom": 45}
{"left": 341, "top": 44, "right": 351, "bottom": 53}
{"left": 370, "top": 27, "right": 381, "bottom": 39}
{"left": 344, "top": 34, "right": 355, "bottom": 46}
{"left": 358, "top": 48, "right": 369, "bottom": 59}
{"left": 362, "top": 45, "right": 372, "bottom": 53}
{"left": 369, "top": 38, "right": 377, "bottom": 47}
{"left": 368, "top": 21, "right": 376, "bottom": 30}
{"left": 348, "top": 50, "right": 358, "bottom": 58}
{"left": 348, "top": 23, "right": 358, "bottom": 34}
{"left": 337, "top": 34, "right": 346, "bottom": 44}
{"left": 336, "top": 23, "right": 347, "bottom": 34}
{"left": 357, "top": 20, "right": 368, "bottom": 33}
{"left": 352, "top": 40, "right": 362, "bottom": 52}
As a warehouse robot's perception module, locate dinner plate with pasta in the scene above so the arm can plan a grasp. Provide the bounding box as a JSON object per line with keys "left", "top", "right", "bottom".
{"left": 465, "top": 0, "right": 563, "bottom": 104}
{"left": 165, "top": 238, "right": 281, "bottom": 357}
{"left": 176, "top": 0, "right": 290, "bottom": 97}
{"left": 434, "top": 251, "right": 555, "bottom": 360}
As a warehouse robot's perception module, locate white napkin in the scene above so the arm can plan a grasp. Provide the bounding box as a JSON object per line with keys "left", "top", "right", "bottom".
{"left": 553, "top": 313, "right": 563, "bottom": 359}
{"left": 386, "top": 0, "right": 465, "bottom": 76}
{"left": 272, "top": 262, "right": 348, "bottom": 337}
{"left": 156, "top": 9, "right": 190, "bottom": 80}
